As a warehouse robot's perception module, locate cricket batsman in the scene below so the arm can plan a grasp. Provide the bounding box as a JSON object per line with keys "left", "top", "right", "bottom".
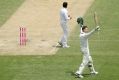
{"left": 58, "top": 2, "right": 72, "bottom": 48}
{"left": 75, "top": 25, "right": 100, "bottom": 78}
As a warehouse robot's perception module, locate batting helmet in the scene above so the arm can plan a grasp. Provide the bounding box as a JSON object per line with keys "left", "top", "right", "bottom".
{"left": 77, "top": 17, "right": 84, "bottom": 27}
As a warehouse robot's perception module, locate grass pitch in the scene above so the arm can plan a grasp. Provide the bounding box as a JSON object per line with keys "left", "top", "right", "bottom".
{"left": 0, "top": 0, "right": 24, "bottom": 27}
{"left": 0, "top": 0, "right": 119, "bottom": 80}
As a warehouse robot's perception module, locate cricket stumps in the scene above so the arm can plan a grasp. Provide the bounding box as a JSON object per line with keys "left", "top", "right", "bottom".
{"left": 20, "top": 27, "right": 27, "bottom": 46}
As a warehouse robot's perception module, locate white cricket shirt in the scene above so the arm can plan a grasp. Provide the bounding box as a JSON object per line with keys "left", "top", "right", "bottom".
{"left": 60, "top": 8, "right": 70, "bottom": 23}
{"left": 80, "top": 28, "right": 95, "bottom": 50}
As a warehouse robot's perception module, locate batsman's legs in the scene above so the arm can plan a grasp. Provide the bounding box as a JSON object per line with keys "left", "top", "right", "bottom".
{"left": 88, "top": 56, "right": 98, "bottom": 74}
{"left": 76, "top": 54, "right": 89, "bottom": 75}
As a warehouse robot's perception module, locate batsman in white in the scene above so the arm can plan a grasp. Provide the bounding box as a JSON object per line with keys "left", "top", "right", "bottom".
{"left": 58, "top": 2, "right": 72, "bottom": 48}
{"left": 75, "top": 25, "right": 100, "bottom": 78}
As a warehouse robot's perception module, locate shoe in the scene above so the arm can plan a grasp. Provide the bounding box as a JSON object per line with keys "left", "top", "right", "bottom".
{"left": 63, "top": 45, "right": 70, "bottom": 48}
{"left": 75, "top": 73, "right": 84, "bottom": 78}
{"left": 58, "top": 42, "right": 63, "bottom": 47}
{"left": 78, "top": 74, "right": 84, "bottom": 78}
{"left": 90, "top": 71, "right": 98, "bottom": 75}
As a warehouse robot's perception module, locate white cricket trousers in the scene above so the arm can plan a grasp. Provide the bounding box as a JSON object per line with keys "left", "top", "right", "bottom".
{"left": 76, "top": 48, "right": 96, "bottom": 74}
{"left": 60, "top": 21, "right": 69, "bottom": 46}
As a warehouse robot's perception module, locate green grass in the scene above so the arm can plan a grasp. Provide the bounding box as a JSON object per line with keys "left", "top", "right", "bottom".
{"left": 0, "top": 0, "right": 119, "bottom": 80}
{"left": 0, "top": 0, "right": 25, "bottom": 27}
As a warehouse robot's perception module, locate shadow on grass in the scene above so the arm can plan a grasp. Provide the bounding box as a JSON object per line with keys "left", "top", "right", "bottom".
{"left": 67, "top": 71, "right": 91, "bottom": 78}
{"left": 52, "top": 45, "right": 62, "bottom": 48}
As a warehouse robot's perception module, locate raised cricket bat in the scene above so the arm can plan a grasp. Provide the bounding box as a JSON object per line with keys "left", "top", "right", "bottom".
{"left": 94, "top": 12, "right": 100, "bottom": 38}
{"left": 94, "top": 12, "right": 99, "bottom": 26}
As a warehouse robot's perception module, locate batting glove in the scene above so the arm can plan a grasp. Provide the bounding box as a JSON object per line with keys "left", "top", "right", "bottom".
{"left": 95, "top": 26, "right": 100, "bottom": 31}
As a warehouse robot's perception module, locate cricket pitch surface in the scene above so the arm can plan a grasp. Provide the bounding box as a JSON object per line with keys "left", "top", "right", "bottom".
{"left": 0, "top": 0, "right": 94, "bottom": 55}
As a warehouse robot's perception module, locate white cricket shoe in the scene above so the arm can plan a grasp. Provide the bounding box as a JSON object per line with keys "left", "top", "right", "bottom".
{"left": 58, "top": 42, "right": 63, "bottom": 47}
{"left": 90, "top": 71, "right": 98, "bottom": 75}
{"left": 63, "top": 45, "right": 70, "bottom": 48}
{"left": 78, "top": 74, "right": 84, "bottom": 78}
{"left": 75, "top": 72, "right": 84, "bottom": 78}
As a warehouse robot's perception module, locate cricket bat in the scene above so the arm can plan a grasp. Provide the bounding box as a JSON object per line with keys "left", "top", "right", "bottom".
{"left": 94, "top": 12, "right": 99, "bottom": 26}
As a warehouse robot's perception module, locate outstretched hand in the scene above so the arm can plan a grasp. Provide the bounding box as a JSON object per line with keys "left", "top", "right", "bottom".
{"left": 68, "top": 15, "right": 72, "bottom": 19}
